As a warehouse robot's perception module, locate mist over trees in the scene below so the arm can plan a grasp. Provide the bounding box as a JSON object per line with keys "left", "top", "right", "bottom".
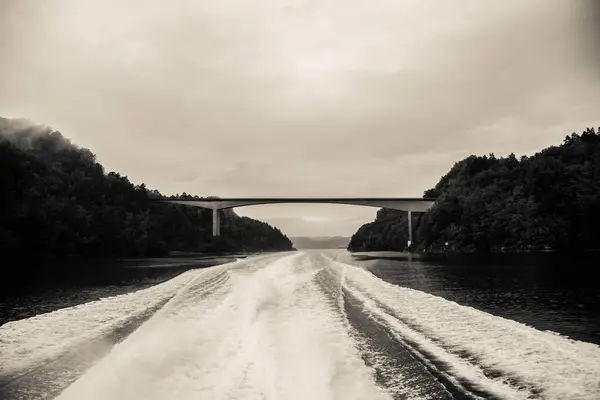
{"left": 348, "top": 127, "right": 600, "bottom": 253}
{"left": 0, "top": 117, "right": 294, "bottom": 262}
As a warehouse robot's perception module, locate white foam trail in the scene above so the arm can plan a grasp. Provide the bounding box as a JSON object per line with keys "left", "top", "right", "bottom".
{"left": 317, "top": 263, "right": 444, "bottom": 400}
{"left": 0, "top": 254, "right": 278, "bottom": 382}
{"left": 7, "top": 251, "right": 597, "bottom": 399}
{"left": 0, "top": 269, "right": 203, "bottom": 380}
{"left": 56, "top": 253, "right": 390, "bottom": 400}
{"left": 325, "top": 257, "right": 600, "bottom": 400}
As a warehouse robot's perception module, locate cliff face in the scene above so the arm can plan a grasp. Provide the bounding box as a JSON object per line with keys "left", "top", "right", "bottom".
{"left": 348, "top": 127, "right": 600, "bottom": 253}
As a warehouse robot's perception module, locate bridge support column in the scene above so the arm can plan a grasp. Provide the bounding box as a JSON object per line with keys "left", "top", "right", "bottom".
{"left": 407, "top": 210, "right": 412, "bottom": 252}
{"left": 212, "top": 209, "right": 220, "bottom": 236}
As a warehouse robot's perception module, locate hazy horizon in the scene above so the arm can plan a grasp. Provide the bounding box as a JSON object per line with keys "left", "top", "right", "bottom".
{"left": 1, "top": 0, "right": 599, "bottom": 236}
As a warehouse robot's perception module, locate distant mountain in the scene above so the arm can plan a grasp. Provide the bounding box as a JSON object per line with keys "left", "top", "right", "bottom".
{"left": 290, "top": 236, "right": 351, "bottom": 249}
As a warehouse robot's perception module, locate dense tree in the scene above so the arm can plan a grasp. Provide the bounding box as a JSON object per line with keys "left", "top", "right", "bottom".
{"left": 0, "top": 117, "right": 294, "bottom": 263}
{"left": 348, "top": 127, "right": 600, "bottom": 253}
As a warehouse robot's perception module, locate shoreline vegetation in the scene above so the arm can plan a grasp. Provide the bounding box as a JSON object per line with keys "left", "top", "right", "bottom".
{"left": 0, "top": 117, "right": 295, "bottom": 292}
{"left": 348, "top": 127, "right": 600, "bottom": 254}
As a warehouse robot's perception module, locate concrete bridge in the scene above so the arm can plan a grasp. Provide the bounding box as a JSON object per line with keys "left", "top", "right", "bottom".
{"left": 159, "top": 197, "right": 436, "bottom": 248}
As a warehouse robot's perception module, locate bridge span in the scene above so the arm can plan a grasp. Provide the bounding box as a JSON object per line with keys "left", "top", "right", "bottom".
{"left": 159, "top": 197, "right": 436, "bottom": 248}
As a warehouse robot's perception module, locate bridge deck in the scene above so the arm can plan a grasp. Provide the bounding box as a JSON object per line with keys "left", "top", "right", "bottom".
{"left": 157, "top": 197, "right": 436, "bottom": 244}
{"left": 158, "top": 197, "right": 436, "bottom": 212}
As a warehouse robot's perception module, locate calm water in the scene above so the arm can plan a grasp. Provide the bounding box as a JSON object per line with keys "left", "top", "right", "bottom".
{"left": 336, "top": 250, "right": 600, "bottom": 345}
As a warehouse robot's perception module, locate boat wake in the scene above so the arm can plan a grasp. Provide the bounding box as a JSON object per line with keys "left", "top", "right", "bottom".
{"left": 1, "top": 252, "right": 598, "bottom": 399}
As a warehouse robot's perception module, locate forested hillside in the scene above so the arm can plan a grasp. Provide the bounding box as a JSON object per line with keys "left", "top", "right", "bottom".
{"left": 0, "top": 117, "right": 294, "bottom": 261}
{"left": 348, "top": 127, "right": 600, "bottom": 253}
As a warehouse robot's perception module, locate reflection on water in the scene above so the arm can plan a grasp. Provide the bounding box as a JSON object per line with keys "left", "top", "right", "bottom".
{"left": 335, "top": 250, "right": 600, "bottom": 345}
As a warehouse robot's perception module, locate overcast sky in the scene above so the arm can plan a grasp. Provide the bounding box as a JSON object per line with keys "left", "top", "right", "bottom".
{"left": 1, "top": 0, "right": 599, "bottom": 236}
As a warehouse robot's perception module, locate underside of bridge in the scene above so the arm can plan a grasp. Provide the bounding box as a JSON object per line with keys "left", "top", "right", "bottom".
{"left": 159, "top": 197, "right": 436, "bottom": 249}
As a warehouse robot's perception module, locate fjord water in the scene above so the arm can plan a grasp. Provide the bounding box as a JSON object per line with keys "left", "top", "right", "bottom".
{"left": 340, "top": 250, "right": 600, "bottom": 345}
{"left": 1, "top": 251, "right": 599, "bottom": 399}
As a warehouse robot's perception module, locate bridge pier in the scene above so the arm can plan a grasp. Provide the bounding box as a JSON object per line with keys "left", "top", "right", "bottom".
{"left": 212, "top": 209, "right": 220, "bottom": 236}
{"left": 407, "top": 210, "right": 412, "bottom": 252}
